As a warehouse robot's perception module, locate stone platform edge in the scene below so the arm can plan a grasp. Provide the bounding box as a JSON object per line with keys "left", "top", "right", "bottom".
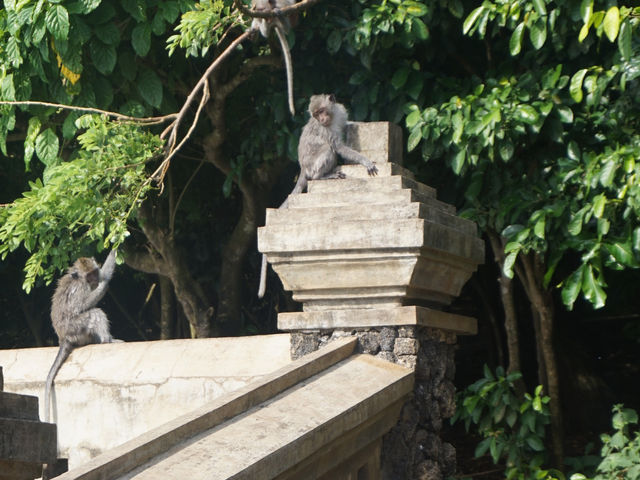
{"left": 278, "top": 306, "right": 477, "bottom": 335}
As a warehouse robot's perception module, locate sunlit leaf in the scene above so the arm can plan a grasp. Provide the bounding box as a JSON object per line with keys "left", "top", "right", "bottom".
{"left": 570, "top": 69, "right": 588, "bottom": 103}
{"left": 603, "top": 6, "right": 620, "bottom": 43}
{"left": 510, "top": 23, "right": 524, "bottom": 56}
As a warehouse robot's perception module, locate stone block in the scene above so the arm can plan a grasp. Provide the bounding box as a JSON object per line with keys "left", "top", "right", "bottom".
{"left": 394, "top": 338, "right": 419, "bottom": 356}
{"left": 345, "top": 122, "right": 403, "bottom": 165}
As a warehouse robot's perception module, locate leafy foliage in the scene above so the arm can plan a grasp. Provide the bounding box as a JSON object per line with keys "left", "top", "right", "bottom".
{"left": 452, "top": 365, "right": 563, "bottom": 480}
{"left": 570, "top": 406, "right": 640, "bottom": 480}
{"left": 0, "top": 117, "right": 163, "bottom": 291}
{"left": 403, "top": 1, "right": 640, "bottom": 310}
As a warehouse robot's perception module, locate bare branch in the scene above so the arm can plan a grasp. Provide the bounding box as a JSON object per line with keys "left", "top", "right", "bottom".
{"left": 0, "top": 100, "right": 176, "bottom": 125}
{"left": 234, "top": 0, "right": 324, "bottom": 19}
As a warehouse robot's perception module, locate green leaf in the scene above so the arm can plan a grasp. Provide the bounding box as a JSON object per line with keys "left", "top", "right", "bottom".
{"left": 526, "top": 435, "right": 545, "bottom": 451}
{"left": 6, "top": 37, "right": 23, "bottom": 68}
{"left": 618, "top": 19, "right": 632, "bottom": 61}
{"left": 95, "top": 22, "right": 120, "bottom": 46}
{"left": 90, "top": 39, "right": 117, "bottom": 75}
{"left": 503, "top": 251, "right": 517, "bottom": 279}
{"left": 137, "top": 68, "right": 162, "bottom": 108}
{"left": 411, "top": 18, "right": 429, "bottom": 40}
{"left": 514, "top": 104, "right": 539, "bottom": 125}
{"left": 510, "top": 23, "right": 524, "bottom": 56}
{"left": 582, "top": 265, "right": 606, "bottom": 309}
{"left": 452, "top": 149, "right": 465, "bottom": 174}
{"left": 0, "top": 74, "right": 16, "bottom": 101}
{"left": 603, "top": 6, "right": 620, "bottom": 42}
{"left": 45, "top": 4, "right": 69, "bottom": 39}
{"left": 35, "top": 128, "right": 59, "bottom": 166}
{"left": 406, "top": 110, "right": 422, "bottom": 129}
{"left": 633, "top": 227, "right": 640, "bottom": 253}
{"left": 529, "top": 17, "right": 547, "bottom": 50}
{"left": 132, "top": 22, "right": 151, "bottom": 57}
{"left": 606, "top": 242, "right": 635, "bottom": 266}
{"left": 327, "top": 30, "right": 342, "bottom": 54}
{"left": 534, "top": 216, "right": 545, "bottom": 239}
{"left": 570, "top": 69, "right": 588, "bottom": 103}
{"left": 24, "top": 116, "right": 41, "bottom": 170}
{"left": 532, "top": 0, "right": 547, "bottom": 16}
{"left": 599, "top": 159, "right": 617, "bottom": 187}
{"left": 391, "top": 66, "right": 410, "bottom": 89}
{"left": 407, "top": 128, "right": 422, "bottom": 152}
{"left": 580, "top": 0, "right": 593, "bottom": 24}
{"left": 463, "top": 6, "right": 485, "bottom": 35}
{"left": 592, "top": 193, "right": 606, "bottom": 218}
{"left": 557, "top": 105, "right": 573, "bottom": 123}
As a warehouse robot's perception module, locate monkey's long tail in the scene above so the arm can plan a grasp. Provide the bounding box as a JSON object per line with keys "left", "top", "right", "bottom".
{"left": 44, "top": 344, "right": 71, "bottom": 423}
{"left": 258, "top": 254, "right": 268, "bottom": 298}
{"left": 274, "top": 26, "right": 295, "bottom": 116}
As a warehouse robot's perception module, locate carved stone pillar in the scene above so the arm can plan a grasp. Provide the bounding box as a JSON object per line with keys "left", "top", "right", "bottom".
{"left": 257, "top": 122, "right": 484, "bottom": 479}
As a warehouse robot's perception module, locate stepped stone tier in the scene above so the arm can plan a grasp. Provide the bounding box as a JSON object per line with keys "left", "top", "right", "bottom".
{"left": 0, "top": 366, "right": 57, "bottom": 480}
{"left": 258, "top": 122, "right": 484, "bottom": 332}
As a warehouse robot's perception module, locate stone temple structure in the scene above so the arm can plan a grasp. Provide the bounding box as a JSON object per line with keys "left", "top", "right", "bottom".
{"left": 258, "top": 121, "right": 484, "bottom": 478}
{"left": 0, "top": 121, "right": 483, "bottom": 480}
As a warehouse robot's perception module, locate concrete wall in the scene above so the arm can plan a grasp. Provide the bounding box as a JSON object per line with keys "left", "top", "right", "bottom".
{"left": 0, "top": 335, "right": 291, "bottom": 469}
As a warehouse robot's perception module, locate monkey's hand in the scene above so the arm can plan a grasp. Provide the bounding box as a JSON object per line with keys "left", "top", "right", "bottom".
{"left": 367, "top": 163, "right": 378, "bottom": 177}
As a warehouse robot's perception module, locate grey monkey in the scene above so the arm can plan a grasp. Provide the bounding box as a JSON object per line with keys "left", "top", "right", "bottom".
{"left": 258, "top": 94, "right": 378, "bottom": 297}
{"left": 251, "top": 0, "right": 296, "bottom": 115}
{"left": 44, "top": 250, "right": 119, "bottom": 422}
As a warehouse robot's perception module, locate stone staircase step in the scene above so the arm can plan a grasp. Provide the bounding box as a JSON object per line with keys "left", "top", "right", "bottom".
{"left": 333, "top": 163, "right": 414, "bottom": 179}
{"left": 307, "top": 175, "right": 436, "bottom": 198}
{"left": 0, "top": 391, "right": 40, "bottom": 421}
{"left": 286, "top": 189, "right": 454, "bottom": 214}
{"left": 264, "top": 202, "right": 475, "bottom": 236}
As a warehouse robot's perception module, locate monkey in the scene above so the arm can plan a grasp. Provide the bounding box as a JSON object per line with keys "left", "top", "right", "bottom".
{"left": 250, "top": 0, "right": 296, "bottom": 116}
{"left": 258, "top": 94, "right": 378, "bottom": 297}
{"left": 44, "top": 249, "right": 119, "bottom": 423}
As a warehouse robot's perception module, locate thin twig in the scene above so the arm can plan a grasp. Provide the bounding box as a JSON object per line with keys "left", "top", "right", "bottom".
{"left": 0, "top": 100, "right": 176, "bottom": 124}
{"left": 153, "top": 79, "right": 211, "bottom": 190}
{"left": 170, "top": 160, "right": 204, "bottom": 235}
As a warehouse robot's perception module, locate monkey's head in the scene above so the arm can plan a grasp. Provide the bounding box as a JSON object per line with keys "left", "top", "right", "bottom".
{"left": 71, "top": 257, "right": 101, "bottom": 290}
{"left": 309, "top": 94, "right": 336, "bottom": 127}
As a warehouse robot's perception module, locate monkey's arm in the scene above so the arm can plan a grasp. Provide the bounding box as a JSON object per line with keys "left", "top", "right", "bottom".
{"left": 334, "top": 142, "right": 378, "bottom": 176}
{"left": 81, "top": 250, "right": 117, "bottom": 310}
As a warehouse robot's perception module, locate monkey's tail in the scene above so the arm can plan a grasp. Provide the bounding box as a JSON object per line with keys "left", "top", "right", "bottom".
{"left": 44, "top": 344, "right": 71, "bottom": 423}
{"left": 258, "top": 254, "right": 268, "bottom": 298}
{"left": 274, "top": 26, "right": 295, "bottom": 116}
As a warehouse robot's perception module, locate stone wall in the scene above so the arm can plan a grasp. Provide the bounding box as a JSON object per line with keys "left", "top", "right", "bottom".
{"left": 291, "top": 327, "right": 458, "bottom": 480}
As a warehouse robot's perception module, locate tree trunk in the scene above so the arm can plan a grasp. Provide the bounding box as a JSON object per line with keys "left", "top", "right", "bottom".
{"left": 159, "top": 276, "right": 174, "bottom": 340}
{"left": 519, "top": 253, "right": 564, "bottom": 467}
{"left": 487, "top": 231, "right": 521, "bottom": 375}
{"left": 125, "top": 203, "right": 214, "bottom": 338}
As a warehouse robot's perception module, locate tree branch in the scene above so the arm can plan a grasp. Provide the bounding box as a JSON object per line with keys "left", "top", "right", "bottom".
{"left": 234, "top": 0, "right": 324, "bottom": 19}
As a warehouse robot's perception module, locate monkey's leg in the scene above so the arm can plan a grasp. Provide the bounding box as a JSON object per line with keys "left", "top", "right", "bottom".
{"left": 274, "top": 25, "right": 295, "bottom": 116}
{"left": 80, "top": 308, "right": 114, "bottom": 343}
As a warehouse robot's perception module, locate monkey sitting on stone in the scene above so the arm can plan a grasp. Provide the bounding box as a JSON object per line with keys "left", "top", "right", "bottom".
{"left": 44, "top": 249, "right": 120, "bottom": 422}
{"left": 258, "top": 94, "right": 378, "bottom": 297}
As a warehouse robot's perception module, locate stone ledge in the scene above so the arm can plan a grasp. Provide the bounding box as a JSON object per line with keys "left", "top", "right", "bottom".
{"left": 345, "top": 122, "right": 403, "bottom": 165}
{"left": 278, "top": 306, "right": 477, "bottom": 335}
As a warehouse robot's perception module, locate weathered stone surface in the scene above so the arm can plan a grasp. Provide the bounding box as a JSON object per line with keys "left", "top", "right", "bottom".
{"left": 358, "top": 331, "right": 380, "bottom": 355}
{"left": 290, "top": 332, "right": 320, "bottom": 360}
{"left": 0, "top": 336, "right": 292, "bottom": 469}
{"left": 279, "top": 307, "right": 477, "bottom": 335}
{"left": 394, "top": 338, "right": 419, "bottom": 356}
{"left": 345, "top": 121, "right": 403, "bottom": 165}
{"left": 379, "top": 327, "right": 397, "bottom": 351}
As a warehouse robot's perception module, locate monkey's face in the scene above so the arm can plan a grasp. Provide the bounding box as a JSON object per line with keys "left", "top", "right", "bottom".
{"left": 313, "top": 107, "right": 332, "bottom": 127}
{"left": 85, "top": 268, "right": 100, "bottom": 290}
{"left": 72, "top": 257, "right": 101, "bottom": 290}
